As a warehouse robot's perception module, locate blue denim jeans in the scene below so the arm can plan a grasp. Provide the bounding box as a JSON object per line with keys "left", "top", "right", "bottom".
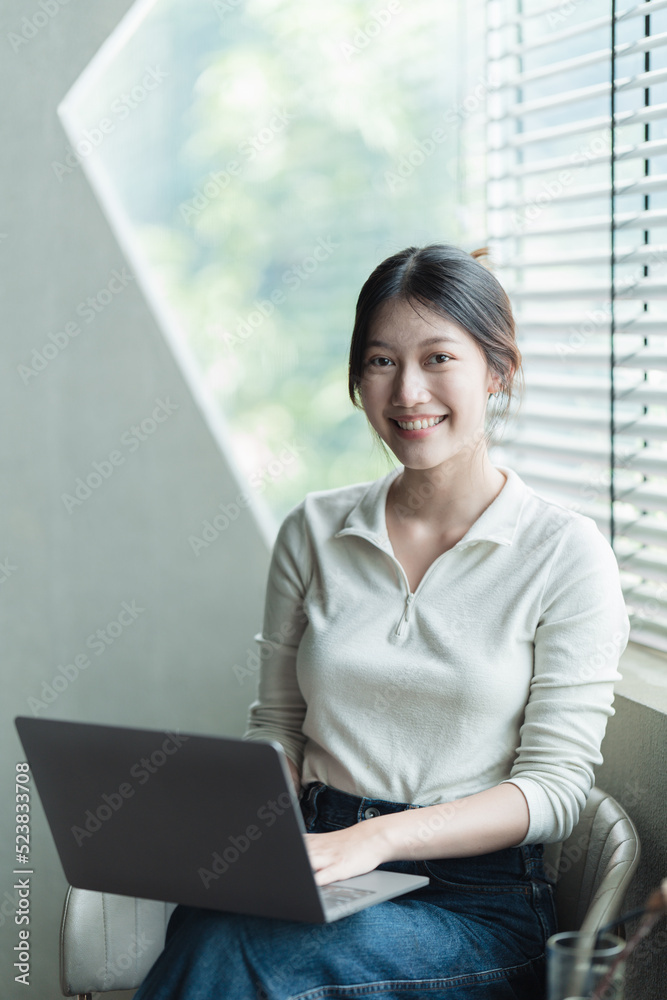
{"left": 133, "top": 781, "right": 558, "bottom": 999}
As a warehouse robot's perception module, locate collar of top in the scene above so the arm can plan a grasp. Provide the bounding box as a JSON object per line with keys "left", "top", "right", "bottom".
{"left": 333, "top": 465, "right": 531, "bottom": 550}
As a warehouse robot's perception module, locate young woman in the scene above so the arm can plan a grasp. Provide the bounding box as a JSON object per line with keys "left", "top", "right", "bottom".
{"left": 134, "top": 243, "right": 630, "bottom": 999}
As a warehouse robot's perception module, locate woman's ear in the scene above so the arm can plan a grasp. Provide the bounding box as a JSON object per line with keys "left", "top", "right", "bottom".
{"left": 487, "top": 370, "right": 503, "bottom": 395}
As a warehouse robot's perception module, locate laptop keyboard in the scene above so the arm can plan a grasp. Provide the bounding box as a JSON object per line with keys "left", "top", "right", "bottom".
{"left": 320, "top": 885, "right": 375, "bottom": 905}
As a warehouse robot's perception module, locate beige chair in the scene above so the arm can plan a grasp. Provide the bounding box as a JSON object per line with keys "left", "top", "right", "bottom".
{"left": 59, "top": 786, "right": 641, "bottom": 999}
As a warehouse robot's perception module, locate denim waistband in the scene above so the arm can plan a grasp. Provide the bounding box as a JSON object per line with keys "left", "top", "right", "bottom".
{"left": 300, "top": 780, "right": 432, "bottom": 828}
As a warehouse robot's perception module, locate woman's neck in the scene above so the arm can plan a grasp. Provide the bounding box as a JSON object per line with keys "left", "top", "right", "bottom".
{"left": 387, "top": 453, "right": 507, "bottom": 538}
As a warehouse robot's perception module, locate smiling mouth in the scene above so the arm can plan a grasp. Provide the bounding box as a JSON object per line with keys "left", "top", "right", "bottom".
{"left": 391, "top": 415, "right": 447, "bottom": 431}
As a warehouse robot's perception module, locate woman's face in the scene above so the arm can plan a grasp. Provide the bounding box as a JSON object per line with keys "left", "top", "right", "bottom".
{"left": 358, "top": 297, "right": 501, "bottom": 474}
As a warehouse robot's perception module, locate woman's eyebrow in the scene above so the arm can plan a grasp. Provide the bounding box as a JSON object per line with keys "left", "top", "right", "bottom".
{"left": 365, "top": 336, "right": 460, "bottom": 348}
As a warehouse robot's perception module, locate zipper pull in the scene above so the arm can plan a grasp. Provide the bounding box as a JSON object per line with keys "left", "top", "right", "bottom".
{"left": 395, "top": 593, "right": 415, "bottom": 636}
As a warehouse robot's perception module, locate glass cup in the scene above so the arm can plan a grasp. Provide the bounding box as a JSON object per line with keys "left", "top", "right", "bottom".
{"left": 546, "top": 931, "right": 626, "bottom": 1000}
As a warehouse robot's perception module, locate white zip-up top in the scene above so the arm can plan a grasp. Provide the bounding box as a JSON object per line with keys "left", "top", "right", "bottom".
{"left": 243, "top": 465, "right": 630, "bottom": 845}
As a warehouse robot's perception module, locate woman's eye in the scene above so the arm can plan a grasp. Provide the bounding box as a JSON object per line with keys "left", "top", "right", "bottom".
{"left": 365, "top": 354, "right": 450, "bottom": 368}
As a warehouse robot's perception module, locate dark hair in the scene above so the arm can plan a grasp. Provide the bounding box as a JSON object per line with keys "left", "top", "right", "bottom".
{"left": 348, "top": 243, "right": 523, "bottom": 455}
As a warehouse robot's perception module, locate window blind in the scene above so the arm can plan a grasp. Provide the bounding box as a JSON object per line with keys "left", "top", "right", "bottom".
{"left": 486, "top": 0, "right": 667, "bottom": 653}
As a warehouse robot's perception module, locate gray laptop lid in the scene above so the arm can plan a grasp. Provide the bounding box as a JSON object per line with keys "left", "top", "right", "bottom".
{"left": 15, "top": 717, "right": 429, "bottom": 924}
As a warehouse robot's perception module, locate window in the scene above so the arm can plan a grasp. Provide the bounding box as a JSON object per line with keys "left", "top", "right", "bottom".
{"left": 61, "top": 0, "right": 485, "bottom": 523}
{"left": 486, "top": 0, "right": 667, "bottom": 653}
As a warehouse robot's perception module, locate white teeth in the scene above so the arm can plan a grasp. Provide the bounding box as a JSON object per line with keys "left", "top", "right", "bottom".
{"left": 396, "top": 415, "right": 446, "bottom": 430}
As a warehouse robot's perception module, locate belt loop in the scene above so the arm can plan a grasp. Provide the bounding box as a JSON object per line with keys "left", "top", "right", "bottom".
{"left": 520, "top": 844, "right": 530, "bottom": 875}
{"left": 299, "top": 782, "right": 316, "bottom": 832}
{"left": 521, "top": 842, "right": 543, "bottom": 877}
{"left": 308, "top": 780, "right": 326, "bottom": 804}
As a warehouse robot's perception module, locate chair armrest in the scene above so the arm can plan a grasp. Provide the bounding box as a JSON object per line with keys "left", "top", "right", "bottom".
{"left": 60, "top": 887, "right": 176, "bottom": 996}
{"left": 550, "top": 786, "right": 641, "bottom": 935}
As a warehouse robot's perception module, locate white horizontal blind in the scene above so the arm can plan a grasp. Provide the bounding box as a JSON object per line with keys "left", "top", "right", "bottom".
{"left": 486, "top": 0, "right": 667, "bottom": 653}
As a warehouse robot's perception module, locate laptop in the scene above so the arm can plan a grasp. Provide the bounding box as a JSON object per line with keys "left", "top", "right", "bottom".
{"left": 14, "top": 717, "right": 429, "bottom": 923}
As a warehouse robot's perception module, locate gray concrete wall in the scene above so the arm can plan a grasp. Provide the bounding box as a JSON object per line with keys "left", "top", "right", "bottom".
{"left": 596, "top": 684, "right": 667, "bottom": 1000}
{"left": 0, "top": 2, "right": 272, "bottom": 996}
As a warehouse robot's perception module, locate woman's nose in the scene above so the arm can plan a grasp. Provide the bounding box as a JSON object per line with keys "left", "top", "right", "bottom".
{"left": 391, "top": 365, "right": 430, "bottom": 406}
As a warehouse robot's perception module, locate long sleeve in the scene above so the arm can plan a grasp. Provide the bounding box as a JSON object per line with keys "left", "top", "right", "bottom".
{"left": 501, "top": 515, "right": 630, "bottom": 844}
{"left": 242, "top": 502, "right": 311, "bottom": 771}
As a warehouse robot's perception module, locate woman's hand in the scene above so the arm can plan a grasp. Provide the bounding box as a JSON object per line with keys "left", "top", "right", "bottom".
{"left": 284, "top": 757, "right": 387, "bottom": 884}
{"left": 303, "top": 821, "right": 388, "bottom": 886}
